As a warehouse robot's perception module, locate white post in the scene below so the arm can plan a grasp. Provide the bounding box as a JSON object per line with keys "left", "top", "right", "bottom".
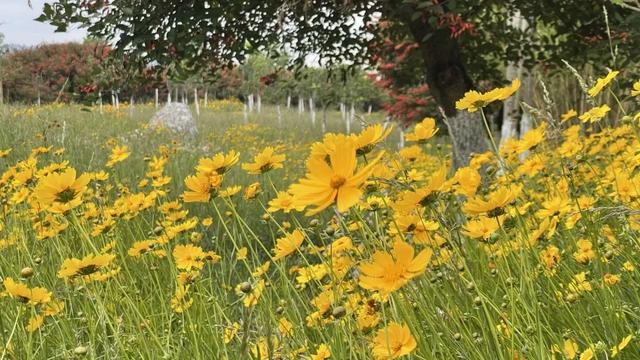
{"left": 346, "top": 117, "right": 351, "bottom": 134}
{"left": 194, "top": 88, "right": 200, "bottom": 117}
{"left": 248, "top": 93, "right": 254, "bottom": 112}
{"left": 277, "top": 105, "right": 282, "bottom": 126}
{"left": 350, "top": 103, "right": 356, "bottom": 131}
{"left": 98, "top": 91, "right": 103, "bottom": 114}
{"left": 155, "top": 88, "right": 159, "bottom": 109}
{"left": 310, "top": 98, "right": 316, "bottom": 125}
{"left": 256, "top": 93, "right": 262, "bottom": 113}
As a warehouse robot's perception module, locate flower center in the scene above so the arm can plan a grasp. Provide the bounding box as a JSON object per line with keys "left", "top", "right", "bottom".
{"left": 330, "top": 175, "right": 346, "bottom": 189}
{"left": 56, "top": 188, "right": 77, "bottom": 203}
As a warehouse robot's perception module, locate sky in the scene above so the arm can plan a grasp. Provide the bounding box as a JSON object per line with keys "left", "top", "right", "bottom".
{"left": 0, "top": 0, "right": 86, "bottom": 46}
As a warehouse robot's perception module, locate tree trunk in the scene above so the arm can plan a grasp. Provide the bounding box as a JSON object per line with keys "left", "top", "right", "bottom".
{"left": 276, "top": 105, "right": 282, "bottom": 126}
{"left": 155, "top": 88, "right": 159, "bottom": 109}
{"left": 409, "top": 27, "right": 488, "bottom": 169}
{"left": 500, "top": 11, "right": 529, "bottom": 145}
{"left": 168, "top": 88, "right": 172, "bottom": 103}
{"left": 0, "top": 79, "right": 4, "bottom": 105}
{"left": 204, "top": 89, "right": 208, "bottom": 108}
{"left": 98, "top": 91, "right": 103, "bottom": 114}
{"left": 194, "top": 88, "right": 200, "bottom": 116}
{"left": 256, "top": 93, "right": 262, "bottom": 113}
{"left": 322, "top": 106, "right": 328, "bottom": 133}
{"left": 286, "top": 94, "right": 291, "bottom": 108}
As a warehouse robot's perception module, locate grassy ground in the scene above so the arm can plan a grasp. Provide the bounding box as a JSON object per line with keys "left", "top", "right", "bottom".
{"left": 0, "top": 94, "right": 639, "bottom": 360}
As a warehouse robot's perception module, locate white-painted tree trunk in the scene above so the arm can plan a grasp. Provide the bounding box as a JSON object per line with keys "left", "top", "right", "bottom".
{"left": 204, "top": 89, "right": 208, "bottom": 108}
{"left": 399, "top": 129, "right": 405, "bottom": 149}
{"left": 130, "top": 95, "right": 134, "bottom": 117}
{"left": 368, "top": 104, "right": 372, "bottom": 115}
{"left": 309, "top": 97, "right": 315, "bottom": 125}
{"left": 155, "top": 88, "right": 159, "bottom": 109}
{"left": 256, "top": 93, "right": 262, "bottom": 113}
{"left": 322, "top": 108, "right": 327, "bottom": 133}
{"left": 247, "top": 94, "right": 254, "bottom": 112}
{"left": 115, "top": 92, "right": 120, "bottom": 109}
{"left": 194, "top": 88, "right": 200, "bottom": 116}
{"left": 298, "top": 96, "right": 304, "bottom": 114}
{"left": 243, "top": 104, "right": 248, "bottom": 123}
{"left": 286, "top": 94, "right": 291, "bottom": 108}
{"left": 277, "top": 105, "right": 282, "bottom": 126}
{"left": 500, "top": 10, "right": 529, "bottom": 146}
{"left": 98, "top": 91, "right": 103, "bottom": 114}
{"left": 167, "top": 88, "right": 171, "bottom": 103}
{"left": 111, "top": 91, "right": 116, "bottom": 107}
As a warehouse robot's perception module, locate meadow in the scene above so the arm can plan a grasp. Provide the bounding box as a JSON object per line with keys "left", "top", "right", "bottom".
{"left": 0, "top": 78, "right": 639, "bottom": 360}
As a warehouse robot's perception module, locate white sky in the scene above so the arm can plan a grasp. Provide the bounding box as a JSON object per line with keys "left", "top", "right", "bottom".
{"left": 0, "top": 0, "right": 86, "bottom": 46}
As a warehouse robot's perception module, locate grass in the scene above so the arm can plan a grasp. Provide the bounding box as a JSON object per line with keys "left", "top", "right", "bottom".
{"left": 0, "top": 95, "right": 638, "bottom": 360}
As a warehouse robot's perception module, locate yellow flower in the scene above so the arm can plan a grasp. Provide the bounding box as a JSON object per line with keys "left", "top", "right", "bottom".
{"left": 219, "top": 185, "right": 242, "bottom": 197}
{"left": 370, "top": 322, "right": 417, "bottom": 359}
{"left": 540, "top": 245, "right": 561, "bottom": 271}
{"left": 536, "top": 196, "right": 571, "bottom": 219}
{"left": 127, "top": 240, "right": 158, "bottom": 257}
{"left": 290, "top": 141, "right": 383, "bottom": 215}
{"left": 611, "top": 335, "right": 633, "bottom": 357}
{"left": 632, "top": 80, "right": 640, "bottom": 97}
{"left": 57, "top": 253, "right": 116, "bottom": 279}
{"left": 456, "top": 79, "right": 520, "bottom": 112}
{"left": 461, "top": 216, "right": 501, "bottom": 241}
{"left": 561, "top": 109, "right": 578, "bottom": 123}
{"left": 359, "top": 240, "right": 432, "bottom": 294}
{"left": 588, "top": 70, "right": 619, "bottom": 97}
{"left": 405, "top": 117, "right": 438, "bottom": 143}
{"left": 563, "top": 338, "right": 578, "bottom": 359}
{"left": 244, "top": 182, "right": 262, "bottom": 200}
{"left": 311, "top": 344, "right": 331, "bottom": 360}
{"left": 463, "top": 187, "right": 517, "bottom": 216}
{"left": 34, "top": 168, "right": 90, "bottom": 214}
{"left": 268, "top": 191, "right": 304, "bottom": 213}
{"left": 3, "top": 278, "right": 51, "bottom": 306}
{"left": 455, "top": 90, "right": 487, "bottom": 112}
{"left": 573, "top": 239, "right": 595, "bottom": 264}
{"left": 241, "top": 147, "right": 285, "bottom": 174}
{"left": 182, "top": 173, "right": 222, "bottom": 203}
{"left": 579, "top": 105, "right": 610, "bottom": 123}
{"left": 106, "top": 145, "right": 130, "bottom": 167}
{"left": 196, "top": 150, "right": 239, "bottom": 175}
{"left": 236, "top": 247, "right": 248, "bottom": 261}
{"left": 580, "top": 347, "right": 594, "bottom": 360}
{"left": 272, "top": 229, "right": 304, "bottom": 260}
{"left": 603, "top": 273, "right": 621, "bottom": 286}
{"left": 278, "top": 317, "right": 293, "bottom": 336}
{"left": 173, "top": 244, "right": 220, "bottom": 270}
{"left": 354, "top": 124, "right": 393, "bottom": 155}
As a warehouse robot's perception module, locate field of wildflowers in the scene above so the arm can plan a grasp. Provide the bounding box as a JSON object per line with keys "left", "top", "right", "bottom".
{"left": 0, "top": 74, "right": 640, "bottom": 360}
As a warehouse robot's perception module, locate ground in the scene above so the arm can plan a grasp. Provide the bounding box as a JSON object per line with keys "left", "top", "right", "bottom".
{"left": 0, "top": 98, "right": 638, "bottom": 360}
